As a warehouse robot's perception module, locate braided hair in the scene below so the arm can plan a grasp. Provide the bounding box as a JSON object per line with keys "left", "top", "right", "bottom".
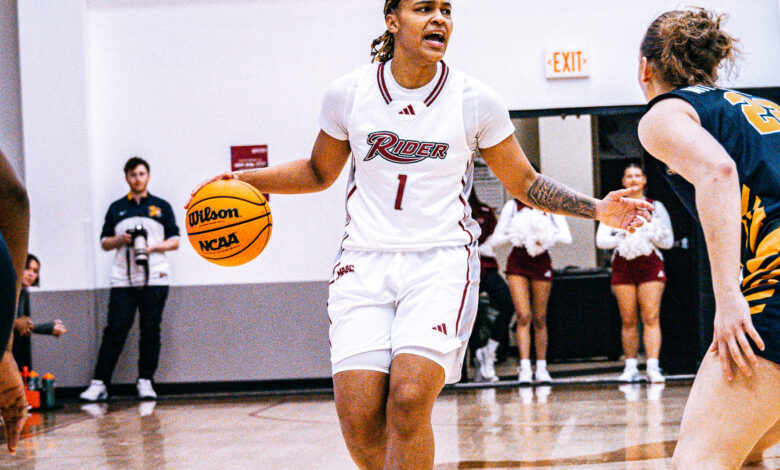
{"left": 371, "top": 0, "right": 403, "bottom": 63}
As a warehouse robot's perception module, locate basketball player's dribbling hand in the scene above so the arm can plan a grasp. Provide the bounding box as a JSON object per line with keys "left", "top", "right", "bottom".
{"left": 710, "top": 292, "right": 765, "bottom": 381}
{"left": 596, "top": 187, "right": 655, "bottom": 233}
{"left": 184, "top": 172, "right": 237, "bottom": 209}
{"left": 0, "top": 352, "right": 27, "bottom": 454}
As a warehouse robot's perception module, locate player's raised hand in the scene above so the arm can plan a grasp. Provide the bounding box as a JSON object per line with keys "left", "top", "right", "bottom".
{"left": 184, "top": 172, "right": 237, "bottom": 209}
{"left": 596, "top": 187, "right": 654, "bottom": 233}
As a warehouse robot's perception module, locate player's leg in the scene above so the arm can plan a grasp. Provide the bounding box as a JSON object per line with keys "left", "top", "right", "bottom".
{"left": 744, "top": 417, "right": 780, "bottom": 465}
{"left": 671, "top": 351, "right": 780, "bottom": 469}
{"left": 637, "top": 280, "right": 665, "bottom": 381}
{"left": 384, "top": 353, "right": 445, "bottom": 470}
{"left": 384, "top": 245, "right": 479, "bottom": 469}
{"left": 328, "top": 250, "right": 396, "bottom": 469}
{"left": 507, "top": 275, "right": 532, "bottom": 362}
{"left": 613, "top": 284, "right": 640, "bottom": 380}
{"left": 530, "top": 279, "right": 552, "bottom": 362}
{"left": 333, "top": 367, "right": 389, "bottom": 470}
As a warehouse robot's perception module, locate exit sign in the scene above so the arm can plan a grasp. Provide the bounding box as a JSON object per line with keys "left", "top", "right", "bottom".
{"left": 545, "top": 49, "right": 590, "bottom": 78}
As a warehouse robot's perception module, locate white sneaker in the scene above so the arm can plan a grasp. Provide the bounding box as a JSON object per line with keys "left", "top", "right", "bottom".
{"left": 534, "top": 368, "right": 552, "bottom": 383}
{"left": 136, "top": 378, "right": 157, "bottom": 400}
{"left": 646, "top": 367, "right": 666, "bottom": 383}
{"left": 79, "top": 380, "right": 108, "bottom": 402}
{"left": 618, "top": 368, "right": 641, "bottom": 383}
{"left": 474, "top": 347, "right": 498, "bottom": 382}
{"left": 518, "top": 367, "right": 533, "bottom": 384}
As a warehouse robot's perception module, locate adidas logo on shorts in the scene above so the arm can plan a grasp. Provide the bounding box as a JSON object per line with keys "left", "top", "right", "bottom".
{"left": 432, "top": 323, "right": 448, "bottom": 335}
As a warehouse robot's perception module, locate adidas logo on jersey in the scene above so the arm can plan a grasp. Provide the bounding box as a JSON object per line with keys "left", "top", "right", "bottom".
{"left": 364, "top": 131, "right": 449, "bottom": 164}
{"left": 398, "top": 104, "right": 416, "bottom": 115}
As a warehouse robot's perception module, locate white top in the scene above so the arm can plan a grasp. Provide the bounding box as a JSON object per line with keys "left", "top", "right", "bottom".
{"left": 318, "top": 61, "right": 516, "bottom": 251}
{"left": 487, "top": 200, "right": 572, "bottom": 257}
{"left": 596, "top": 199, "right": 674, "bottom": 260}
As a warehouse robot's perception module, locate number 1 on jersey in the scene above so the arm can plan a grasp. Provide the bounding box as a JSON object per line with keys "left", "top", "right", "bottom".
{"left": 395, "top": 174, "right": 408, "bottom": 211}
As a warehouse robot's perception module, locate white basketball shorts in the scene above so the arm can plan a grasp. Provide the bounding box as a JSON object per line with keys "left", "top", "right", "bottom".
{"left": 328, "top": 244, "right": 480, "bottom": 383}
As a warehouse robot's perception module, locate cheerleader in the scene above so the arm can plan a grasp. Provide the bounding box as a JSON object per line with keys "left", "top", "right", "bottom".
{"left": 596, "top": 164, "right": 673, "bottom": 383}
{"left": 488, "top": 198, "right": 572, "bottom": 383}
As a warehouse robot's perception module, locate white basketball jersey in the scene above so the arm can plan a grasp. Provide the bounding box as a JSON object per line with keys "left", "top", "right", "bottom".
{"left": 342, "top": 61, "right": 480, "bottom": 251}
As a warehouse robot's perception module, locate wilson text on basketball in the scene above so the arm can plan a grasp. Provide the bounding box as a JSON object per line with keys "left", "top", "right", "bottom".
{"left": 188, "top": 207, "right": 240, "bottom": 227}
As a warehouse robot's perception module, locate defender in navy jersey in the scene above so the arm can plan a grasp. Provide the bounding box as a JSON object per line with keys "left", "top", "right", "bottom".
{"left": 0, "top": 148, "right": 30, "bottom": 453}
{"left": 189, "top": 1, "right": 652, "bottom": 467}
{"left": 637, "top": 8, "right": 780, "bottom": 469}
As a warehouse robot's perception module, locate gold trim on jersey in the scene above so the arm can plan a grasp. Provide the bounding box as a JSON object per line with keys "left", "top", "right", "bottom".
{"left": 740, "top": 184, "right": 780, "bottom": 313}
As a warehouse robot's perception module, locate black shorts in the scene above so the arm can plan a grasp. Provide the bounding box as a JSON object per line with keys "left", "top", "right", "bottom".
{"left": 751, "top": 295, "right": 780, "bottom": 366}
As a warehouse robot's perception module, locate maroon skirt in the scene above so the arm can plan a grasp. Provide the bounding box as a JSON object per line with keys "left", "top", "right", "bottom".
{"left": 505, "top": 246, "right": 553, "bottom": 281}
{"left": 611, "top": 251, "right": 666, "bottom": 285}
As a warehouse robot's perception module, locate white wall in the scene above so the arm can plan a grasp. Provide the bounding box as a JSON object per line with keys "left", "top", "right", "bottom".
{"left": 18, "top": 0, "right": 780, "bottom": 290}
{"left": 539, "top": 116, "right": 597, "bottom": 269}
{"left": 0, "top": 0, "right": 23, "bottom": 178}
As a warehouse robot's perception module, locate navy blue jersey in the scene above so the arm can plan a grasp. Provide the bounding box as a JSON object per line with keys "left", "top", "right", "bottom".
{"left": 647, "top": 86, "right": 780, "bottom": 313}
{"left": 101, "top": 193, "right": 180, "bottom": 287}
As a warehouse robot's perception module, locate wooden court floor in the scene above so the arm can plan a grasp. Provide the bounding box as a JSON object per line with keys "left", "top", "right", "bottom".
{"left": 1, "top": 382, "right": 779, "bottom": 469}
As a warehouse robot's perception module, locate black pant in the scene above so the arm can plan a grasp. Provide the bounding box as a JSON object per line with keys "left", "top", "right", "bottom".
{"left": 479, "top": 268, "right": 515, "bottom": 343}
{"left": 93, "top": 286, "right": 169, "bottom": 385}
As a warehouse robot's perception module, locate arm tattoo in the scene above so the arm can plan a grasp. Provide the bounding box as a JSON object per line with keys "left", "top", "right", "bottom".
{"left": 527, "top": 175, "right": 596, "bottom": 219}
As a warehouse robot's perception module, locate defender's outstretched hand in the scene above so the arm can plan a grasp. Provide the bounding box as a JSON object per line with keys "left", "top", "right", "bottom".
{"left": 596, "top": 187, "right": 655, "bottom": 233}
{"left": 0, "top": 352, "right": 27, "bottom": 454}
{"left": 184, "top": 172, "right": 237, "bottom": 210}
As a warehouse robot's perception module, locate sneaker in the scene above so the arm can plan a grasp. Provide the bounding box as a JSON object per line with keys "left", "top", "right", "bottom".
{"left": 646, "top": 367, "right": 666, "bottom": 384}
{"left": 136, "top": 378, "right": 157, "bottom": 400}
{"left": 518, "top": 367, "right": 533, "bottom": 385}
{"left": 534, "top": 368, "right": 552, "bottom": 383}
{"left": 618, "top": 368, "right": 641, "bottom": 383}
{"left": 79, "top": 380, "right": 108, "bottom": 402}
{"left": 475, "top": 347, "right": 499, "bottom": 382}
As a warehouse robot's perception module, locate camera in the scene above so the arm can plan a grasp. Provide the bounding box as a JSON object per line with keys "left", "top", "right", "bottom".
{"left": 127, "top": 225, "right": 148, "bottom": 266}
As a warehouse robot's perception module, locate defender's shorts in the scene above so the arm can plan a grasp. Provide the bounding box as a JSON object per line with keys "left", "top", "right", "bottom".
{"left": 505, "top": 246, "right": 553, "bottom": 281}
{"left": 611, "top": 252, "right": 666, "bottom": 286}
{"left": 750, "top": 296, "right": 780, "bottom": 366}
{"left": 328, "top": 245, "right": 480, "bottom": 384}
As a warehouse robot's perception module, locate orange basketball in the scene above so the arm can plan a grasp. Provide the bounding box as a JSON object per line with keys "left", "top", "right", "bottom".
{"left": 186, "top": 179, "right": 272, "bottom": 266}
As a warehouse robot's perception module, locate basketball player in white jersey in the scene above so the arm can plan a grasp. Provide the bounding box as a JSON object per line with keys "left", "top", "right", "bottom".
{"left": 188, "top": 1, "right": 652, "bottom": 468}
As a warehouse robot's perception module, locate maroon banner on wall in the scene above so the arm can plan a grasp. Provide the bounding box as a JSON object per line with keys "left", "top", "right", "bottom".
{"left": 231, "top": 145, "right": 269, "bottom": 200}
{"left": 231, "top": 145, "right": 268, "bottom": 171}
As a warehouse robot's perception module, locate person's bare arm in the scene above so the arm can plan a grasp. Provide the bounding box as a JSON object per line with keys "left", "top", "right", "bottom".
{"left": 186, "top": 131, "right": 351, "bottom": 208}
{"left": 101, "top": 233, "right": 131, "bottom": 251}
{"left": 638, "top": 97, "right": 761, "bottom": 380}
{"left": 479, "top": 135, "right": 653, "bottom": 230}
{"left": 149, "top": 237, "right": 179, "bottom": 254}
